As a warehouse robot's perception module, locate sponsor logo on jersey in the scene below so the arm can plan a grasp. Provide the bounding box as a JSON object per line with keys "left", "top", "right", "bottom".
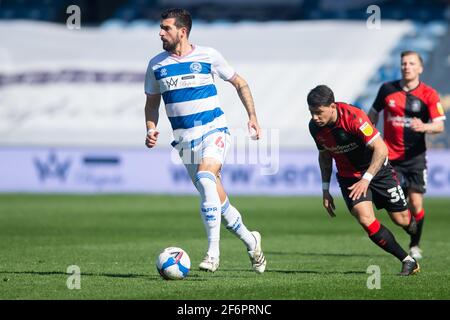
{"left": 387, "top": 113, "right": 413, "bottom": 127}
{"left": 437, "top": 102, "right": 445, "bottom": 116}
{"left": 165, "top": 77, "right": 178, "bottom": 88}
{"left": 323, "top": 142, "right": 359, "bottom": 154}
{"left": 359, "top": 122, "right": 374, "bottom": 136}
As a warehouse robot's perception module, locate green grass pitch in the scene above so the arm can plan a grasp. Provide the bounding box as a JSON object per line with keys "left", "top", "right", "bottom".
{"left": 1, "top": 194, "right": 449, "bottom": 299}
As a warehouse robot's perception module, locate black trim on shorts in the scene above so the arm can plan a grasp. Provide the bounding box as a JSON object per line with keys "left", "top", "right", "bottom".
{"left": 391, "top": 154, "right": 427, "bottom": 194}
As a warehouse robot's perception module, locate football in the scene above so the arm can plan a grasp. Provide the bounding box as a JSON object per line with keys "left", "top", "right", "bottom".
{"left": 156, "top": 247, "right": 191, "bottom": 280}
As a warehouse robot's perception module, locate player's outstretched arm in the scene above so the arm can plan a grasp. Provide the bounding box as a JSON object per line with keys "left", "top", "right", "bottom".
{"left": 228, "top": 74, "right": 261, "bottom": 140}
{"left": 145, "top": 93, "right": 161, "bottom": 148}
{"left": 348, "top": 136, "right": 388, "bottom": 200}
{"left": 319, "top": 150, "right": 336, "bottom": 217}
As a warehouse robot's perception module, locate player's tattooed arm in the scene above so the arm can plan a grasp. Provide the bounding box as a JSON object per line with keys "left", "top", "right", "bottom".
{"left": 319, "top": 150, "right": 336, "bottom": 217}
{"left": 229, "top": 74, "right": 261, "bottom": 139}
{"left": 348, "top": 136, "right": 387, "bottom": 201}
{"left": 365, "top": 136, "right": 388, "bottom": 177}
{"left": 318, "top": 150, "right": 333, "bottom": 183}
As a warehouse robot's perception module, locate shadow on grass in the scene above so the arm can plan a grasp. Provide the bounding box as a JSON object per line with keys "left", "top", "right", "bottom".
{"left": 218, "top": 268, "right": 367, "bottom": 275}
{"left": 266, "top": 251, "right": 385, "bottom": 258}
{"left": 0, "top": 270, "right": 152, "bottom": 279}
{"left": 0, "top": 270, "right": 211, "bottom": 282}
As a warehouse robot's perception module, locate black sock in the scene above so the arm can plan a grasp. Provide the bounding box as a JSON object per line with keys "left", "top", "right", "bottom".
{"left": 403, "top": 215, "right": 417, "bottom": 236}
{"left": 410, "top": 217, "right": 424, "bottom": 248}
{"left": 369, "top": 224, "right": 408, "bottom": 261}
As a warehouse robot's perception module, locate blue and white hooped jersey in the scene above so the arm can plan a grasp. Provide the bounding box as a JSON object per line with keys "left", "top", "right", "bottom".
{"left": 145, "top": 45, "right": 235, "bottom": 148}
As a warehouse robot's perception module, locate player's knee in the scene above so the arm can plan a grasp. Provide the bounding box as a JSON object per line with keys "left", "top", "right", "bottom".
{"left": 194, "top": 171, "right": 217, "bottom": 194}
{"left": 391, "top": 212, "right": 410, "bottom": 226}
{"left": 409, "top": 203, "right": 423, "bottom": 215}
{"left": 357, "top": 216, "right": 375, "bottom": 228}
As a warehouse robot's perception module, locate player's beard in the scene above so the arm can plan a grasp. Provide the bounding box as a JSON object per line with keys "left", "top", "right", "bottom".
{"left": 162, "top": 36, "right": 180, "bottom": 53}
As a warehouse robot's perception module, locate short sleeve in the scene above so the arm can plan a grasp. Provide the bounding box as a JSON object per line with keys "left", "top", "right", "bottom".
{"left": 144, "top": 61, "right": 160, "bottom": 95}
{"left": 209, "top": 48, "right": 236, "bottom": 81}
{"left": 353, "top": 109, "right": 380, "bottom": 146}
{"left": 371, "top": 84, "right": 387, "bottom": 113}
{"left": 427, "top": 89, "right": 446, "bottom": 122}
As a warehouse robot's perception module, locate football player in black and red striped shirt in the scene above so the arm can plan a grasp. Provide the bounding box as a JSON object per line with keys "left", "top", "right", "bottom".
{"left": 308, "top": 85, "right": 419, "bottom": 276}
{"left": 368, "top": 51, "right": 446, "bottom": 260}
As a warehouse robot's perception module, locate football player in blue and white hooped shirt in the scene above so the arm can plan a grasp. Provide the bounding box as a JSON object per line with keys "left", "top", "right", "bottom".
{"left": 144, "top": 8, "right": 266, "bottom": 273}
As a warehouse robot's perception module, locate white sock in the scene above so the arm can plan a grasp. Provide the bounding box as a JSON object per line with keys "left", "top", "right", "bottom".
{"left": 402, "top": 255, "right": 415, "bottom": 262}
{"left": 221, "top": 197, "right": 256, "bottom": 251}
{"left": 195, "top": 171, "right": 221, "bottom": 259}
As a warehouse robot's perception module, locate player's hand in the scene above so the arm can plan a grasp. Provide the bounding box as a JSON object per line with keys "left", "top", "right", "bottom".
{"left": 322, "top": 190, "right": 336, "bottom": 217}
{"left": 248, "top": 118, "right": 261, "bottom": 140}
{"left": 410, "top": 117, "right": 426, "bottom": 133}
{"left": 145, "top": 129, "right": 159, "bottom": 148}
{"left": 348, "top": 179, "right": 370, "bottom": 201}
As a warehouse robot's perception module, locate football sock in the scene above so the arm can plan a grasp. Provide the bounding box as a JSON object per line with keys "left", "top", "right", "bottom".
{"left": 366, "top": 219, "right": 408, "bottom": 261}
{"left": 410, "top": 209, "right": 425, "bottom": 248}
{"left": 195, "top": 171, "right": 221, "bottom": 259}
{"left": 221, "top": 197, "right": 257, "bottom": 251}
{"left": 403, "top": 210, "right": 418, "bottom": 236}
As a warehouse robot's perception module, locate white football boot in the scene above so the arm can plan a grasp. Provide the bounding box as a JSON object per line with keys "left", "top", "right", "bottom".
{"left": 409, "top": 246, "right": 423, "bottom": 260}
{"left": 248, "top": 231, "right": 266, "bottom": 274}
{"left": 198, "top": 255, "right": 220, "bottom": 272}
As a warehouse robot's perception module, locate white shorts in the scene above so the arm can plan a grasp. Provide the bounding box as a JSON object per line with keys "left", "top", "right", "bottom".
{"left": 175, "top": 131, "right": 231, "bottom": 182}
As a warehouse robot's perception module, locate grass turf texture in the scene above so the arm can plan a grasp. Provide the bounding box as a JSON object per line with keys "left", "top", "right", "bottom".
{"left": 1, "top": 194, "right": 449, "bottom": 299}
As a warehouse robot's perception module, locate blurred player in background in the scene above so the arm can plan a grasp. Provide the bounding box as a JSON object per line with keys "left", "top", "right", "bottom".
{"left": 368, "top": 51, "right": 446, "bottom": 260}
{"left": 144, "top": 8, "right": 266, "bottom": 273}
{"left": 308, "top": 85, "right": 419, "bottom": 276}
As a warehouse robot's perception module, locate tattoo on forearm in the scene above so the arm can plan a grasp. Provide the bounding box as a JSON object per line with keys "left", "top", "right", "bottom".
{"left": 319, "top": 153, "right": 332, "bottom": 182}
{"left": 368, "top": 148, "right": 386, "bottom": 176}
{"left": 237, "top": 85, "right": 256, "bottom": 117}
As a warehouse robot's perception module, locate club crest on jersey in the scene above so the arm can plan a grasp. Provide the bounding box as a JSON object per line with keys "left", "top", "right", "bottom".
{"left": 359, "top": 122, "right": 374, "bottom": 137}
{"left": 388, "top": 99, "right": 396, "bottom": 107}
{"left": 411, "top": 99, "right": 421, "bottom": 112}
{"left": 160, "top": 68, "right": 168, "bottom": 77}
{"left": 437, "top": 102, "right": 445, "bottom": 116}
{"left": 190, "top": 62, "right": 202, "bottom": 73}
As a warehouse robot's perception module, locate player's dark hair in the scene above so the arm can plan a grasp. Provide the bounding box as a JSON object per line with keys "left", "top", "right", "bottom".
{"left": 401, "top": 50, "right": 423, "bottom": 66}
{"left": 307, "top": 85, "right": 335, "bottom": 108}
{"left": 161, "top": 8, "right": 192, "bottom": 37}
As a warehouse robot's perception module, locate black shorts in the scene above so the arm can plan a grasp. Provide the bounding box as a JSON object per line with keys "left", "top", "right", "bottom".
{"left": 391, "top": 155, "right": 427, "bottom": 194}
{"left": 337, "top": 164, "right": 408, "bottom": 212}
